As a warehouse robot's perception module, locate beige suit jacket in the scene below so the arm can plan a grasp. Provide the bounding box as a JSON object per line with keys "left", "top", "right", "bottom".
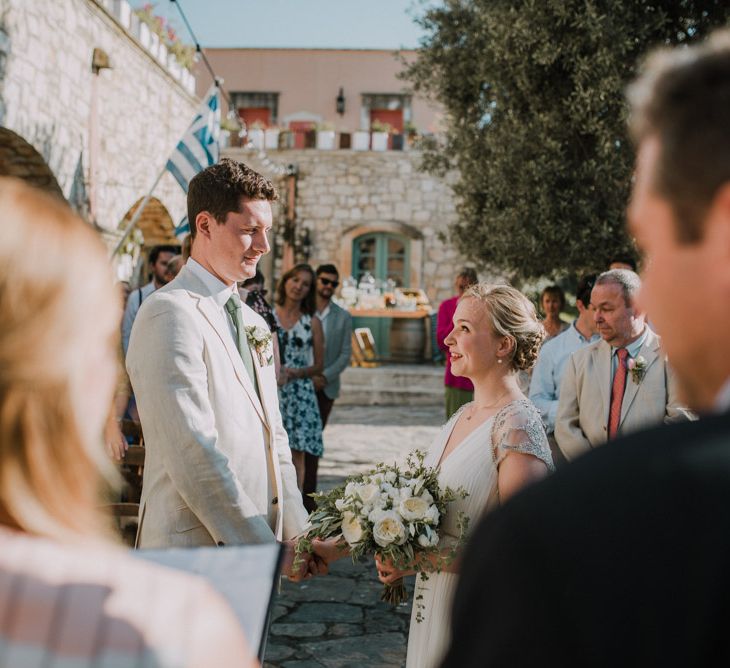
{"left": 555, "top": 329, "right": 692, "bottom": 461}
{"left": 127, "top": 265, "right": 308, "bottom": 548}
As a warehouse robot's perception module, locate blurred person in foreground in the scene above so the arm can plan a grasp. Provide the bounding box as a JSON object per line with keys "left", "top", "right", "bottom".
{"left": 126, "top": 159, "right": 314, "bottom": 578}
{"left": 442, "top": 30, "right": 730, "bottom": 668}
{"left": 437, "top": 268, "right": 478, "bottom": 419}
{"left": 0, "top": 178, "right": 254, "bottom": 667}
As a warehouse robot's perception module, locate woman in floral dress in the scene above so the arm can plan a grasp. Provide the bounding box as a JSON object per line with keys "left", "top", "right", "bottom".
{"left": 274, "top": 263, "right": 325, "bottom": 493}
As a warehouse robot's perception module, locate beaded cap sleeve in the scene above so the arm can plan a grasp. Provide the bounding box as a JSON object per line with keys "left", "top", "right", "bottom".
{"left": 491, "top": 398, "right": 554, "bottom": 471}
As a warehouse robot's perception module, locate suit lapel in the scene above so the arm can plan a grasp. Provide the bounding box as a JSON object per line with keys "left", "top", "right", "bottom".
{"left": 593, "top": 341, "right": 612, "bottom": 428}
{"left": 241, "top": 306, "right": 275, "bottom": 430}
{"left": 620, "top": 331, "right": 660, "bottom": 425}
{"left": 195, "top": 295, "right": 269, "bottom": 427}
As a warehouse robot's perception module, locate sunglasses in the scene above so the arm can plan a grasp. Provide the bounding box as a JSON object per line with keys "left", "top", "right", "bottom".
{"left": 319, "top": 278, "right": 339, "bottom": 288}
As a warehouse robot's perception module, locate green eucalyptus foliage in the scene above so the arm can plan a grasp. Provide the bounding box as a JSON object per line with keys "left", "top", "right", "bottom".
{"left": 403, "top": 0, "right": 730, "bottom": 280}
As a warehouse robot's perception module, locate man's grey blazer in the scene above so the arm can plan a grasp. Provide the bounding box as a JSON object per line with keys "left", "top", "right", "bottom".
{"left": 321, "top": 302, "right": 352, "bottom": 400}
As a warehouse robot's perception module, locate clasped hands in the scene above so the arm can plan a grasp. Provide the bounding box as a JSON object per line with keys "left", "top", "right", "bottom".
{"left": 281, "top": 536, "right": 345, "bottom": 582}
{"left": 282, "top": 537, "right": 418, "bottom": 586}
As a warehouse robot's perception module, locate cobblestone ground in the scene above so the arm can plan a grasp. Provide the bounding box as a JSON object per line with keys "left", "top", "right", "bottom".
{"left": 264, "top": 405, "right": 444, "bottom": 668}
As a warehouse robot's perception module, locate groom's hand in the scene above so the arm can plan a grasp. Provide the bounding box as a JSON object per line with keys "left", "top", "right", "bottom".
{"left": 281, "top": 540, "right": 329, "bottom": 581}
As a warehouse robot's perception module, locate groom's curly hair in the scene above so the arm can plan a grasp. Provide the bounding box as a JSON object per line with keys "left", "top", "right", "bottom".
{"left": 187, "top": 158, "right": 278, "bottom": 240}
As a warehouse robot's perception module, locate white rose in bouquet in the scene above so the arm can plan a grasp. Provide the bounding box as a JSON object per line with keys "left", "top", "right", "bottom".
{"left": 372, "top": 510, "right": 407, "bottom": 547}
{"left": 356, "top": 483, "right": 381, "bottom": 505}
{"left": 341, "top": 510, "right": 364, "bottom": 546}
{"left": 345, "top": 481, "right": 358, "bottom": 499}
{"left": 398, "top": 495, "right": 431, "bottom": 522}
{"left": 385, "top": 470, "right": 397, "bottom": 484}
{"left": 335, "top": 498, "right": 346, "bottom": 511}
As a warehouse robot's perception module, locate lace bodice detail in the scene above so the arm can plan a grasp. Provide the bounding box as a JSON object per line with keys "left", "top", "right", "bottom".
{"left": 490, "top": 398, "right": 554, "bottom": 471}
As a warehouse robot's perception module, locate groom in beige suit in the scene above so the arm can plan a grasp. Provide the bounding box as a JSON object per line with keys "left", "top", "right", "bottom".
{"left": 127, "top": 159, "right": 309, "bottom": 573}
{"left": 555, "top": 269, "right": 691, "bottom": 461}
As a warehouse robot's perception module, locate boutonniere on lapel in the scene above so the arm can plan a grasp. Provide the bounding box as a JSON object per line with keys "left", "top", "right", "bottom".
{"left": 245, "top": 326, "right": 273, "bottom": 366}
{"left": 627, "top": 355, "right": 647, "bottom": 384}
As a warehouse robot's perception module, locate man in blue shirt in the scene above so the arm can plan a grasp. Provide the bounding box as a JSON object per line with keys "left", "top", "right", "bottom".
{"left": 529, "top": 274, "right": 598, "bottom": 464}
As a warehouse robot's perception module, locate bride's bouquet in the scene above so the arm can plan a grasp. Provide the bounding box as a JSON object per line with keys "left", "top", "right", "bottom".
{"left": 296, "top": 450, "right": 468, "bottom": 607}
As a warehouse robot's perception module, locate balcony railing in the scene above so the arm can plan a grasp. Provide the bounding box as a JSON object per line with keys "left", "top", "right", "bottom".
{"left": 222, "top": 128, "right": 421, "bottom": 152}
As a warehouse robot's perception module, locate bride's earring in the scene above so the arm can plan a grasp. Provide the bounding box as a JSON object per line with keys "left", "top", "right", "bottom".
{"left": 497, "top": 358, "right": 503, "bottom": 364}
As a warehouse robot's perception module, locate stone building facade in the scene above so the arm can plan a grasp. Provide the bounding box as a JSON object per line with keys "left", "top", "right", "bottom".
{"left": 229, "top": 147, "right": 463, "bottom": 306}
{"left": 0, "top": 0, "right": 199, "bottom": 267}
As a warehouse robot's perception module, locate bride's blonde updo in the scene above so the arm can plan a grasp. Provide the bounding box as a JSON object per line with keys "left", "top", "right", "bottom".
{"left": 462, "top": 283, "right": 545, "bottom": 372}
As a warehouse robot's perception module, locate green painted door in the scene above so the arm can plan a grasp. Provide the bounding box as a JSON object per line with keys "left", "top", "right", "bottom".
{"left": 352, "top": 232, "right": 410, "bottom": 358}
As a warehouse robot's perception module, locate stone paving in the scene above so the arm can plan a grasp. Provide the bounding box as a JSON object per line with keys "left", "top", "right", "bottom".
{"left": 264, "top": 405, "right": 444, "bottom": 668}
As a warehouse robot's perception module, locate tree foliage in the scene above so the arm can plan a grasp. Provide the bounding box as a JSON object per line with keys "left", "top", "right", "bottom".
{"left": 403, "top": 1, "right": 730, "bottom": 281}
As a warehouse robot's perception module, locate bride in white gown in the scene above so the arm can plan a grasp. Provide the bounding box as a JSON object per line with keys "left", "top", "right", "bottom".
{"left": 375, "top": 283, "right": 554, "bottom": 668}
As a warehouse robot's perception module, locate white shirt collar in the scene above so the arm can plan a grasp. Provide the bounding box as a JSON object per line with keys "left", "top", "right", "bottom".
{"left": 186, "top": 258, "right": 236, "bottom": 307}
{"left": 317, "top": 303, "right": 331, "bottom": 320}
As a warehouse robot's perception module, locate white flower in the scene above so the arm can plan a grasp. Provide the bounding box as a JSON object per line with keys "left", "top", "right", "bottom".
{"left": 356, "top": 483, "right": 380, "bottom": 505}
{"left": 399, "top": 486, "right": 413, "bottom": 499}
{"left": 341, "top": 511, "right": 364, "bottom": 546}
{"left": 335, "top": 498, "right": 346, "bottom": 511}
{"left": 420, "top": 490, "right": 434, "bottom": 505}
{"left": 398, "top": 496, "right": 431, "bottom": 522}
{"left": 345, "top": 482, "right": 357, "bottom": 499}
{"left": 385, "top": 471, "right": 397, "bottom": 484}
{"left": 425, "top": 505, "right": 440, "bottom": 524}
{"left": 372, "top": 510, "right": 407, "bottom": 547}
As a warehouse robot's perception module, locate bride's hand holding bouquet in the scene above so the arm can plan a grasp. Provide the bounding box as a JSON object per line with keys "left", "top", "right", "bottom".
{"left": 295, "top": 450, "right": 468, "bottom": 607}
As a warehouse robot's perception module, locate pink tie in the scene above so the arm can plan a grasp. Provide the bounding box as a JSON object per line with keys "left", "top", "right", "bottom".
{"left": 608, "top": 348, "right": 629, "bottom": 439}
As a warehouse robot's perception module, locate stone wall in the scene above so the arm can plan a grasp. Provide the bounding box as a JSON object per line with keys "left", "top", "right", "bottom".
{"left": 226, "top": 148, "right": 465, "bottom": 305}
{"left": 0, "top": 0, "right": 198, "bottom": 247}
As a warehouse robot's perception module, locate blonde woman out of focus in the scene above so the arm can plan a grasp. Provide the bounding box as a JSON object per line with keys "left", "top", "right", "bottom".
{"left": 0, "top": 178, "right": 256, "bottom": 668}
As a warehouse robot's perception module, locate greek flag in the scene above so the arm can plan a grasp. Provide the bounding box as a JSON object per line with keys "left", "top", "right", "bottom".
{"left": 166, "top": 85, "right": 220, "bottom": 192}
{"left": 174, "top": 216, "right": 190, "bottom": 239}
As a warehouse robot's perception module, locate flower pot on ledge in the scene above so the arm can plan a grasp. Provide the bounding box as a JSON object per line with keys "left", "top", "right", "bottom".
{"left": 352, "top": 130, "right": 370, "bottom": 151}
{"left": 265, "top": 129, "right": 280, "bottom": 150}
{"left": 371, "top": 131, "right": 389, "bottom": 151}
{"left": 316, "top": 130, "right": 336, "bottom": 150}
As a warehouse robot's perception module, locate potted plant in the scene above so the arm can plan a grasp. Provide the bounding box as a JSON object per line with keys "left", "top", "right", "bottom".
{"left": 352, "top": 129, "right": 370, "bottom": 151}
{"left": 220, "top": 116, "right": 240, "bottom": 149}
{"left": 247, "top": 120, "right": 266, "bottom": 149}
{"left": 278, "top": 129, "right": 294, "bottom": 150}
{"left": 315, "top": 122, "right": 336, "bottom": 150}
{"left": 404, "top": 120, "right": 419, "bottom": 150}
{"left": 370, "top": 120, "right": 391, "bottom": 151}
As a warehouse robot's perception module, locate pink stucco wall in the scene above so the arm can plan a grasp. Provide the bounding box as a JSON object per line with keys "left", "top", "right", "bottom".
{"left": 196, "top": 48, "right": 441, "bottom": 134}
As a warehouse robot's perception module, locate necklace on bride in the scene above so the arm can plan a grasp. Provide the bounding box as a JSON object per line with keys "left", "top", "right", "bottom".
{"left": 465, "top": 392, "right": 511, "bottom": 420}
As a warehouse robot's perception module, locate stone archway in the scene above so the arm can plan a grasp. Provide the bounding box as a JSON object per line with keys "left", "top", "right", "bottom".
{"left": 0, "top": 127, "right": 64, "bottom": 197}
{"left": 119, "top": 196, "right": 177, "bottom": 247}
{"left": 118, "top": 197, "right": 179, "bottom": 285}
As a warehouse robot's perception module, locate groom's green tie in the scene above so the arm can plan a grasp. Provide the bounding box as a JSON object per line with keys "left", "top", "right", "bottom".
{"left": 225, "top": 293, "right": 259, "bottom": 396}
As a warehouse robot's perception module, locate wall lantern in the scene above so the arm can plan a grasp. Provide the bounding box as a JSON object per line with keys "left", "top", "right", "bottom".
{"left": 336, "top": 87, "right": 346, "bottom": 116}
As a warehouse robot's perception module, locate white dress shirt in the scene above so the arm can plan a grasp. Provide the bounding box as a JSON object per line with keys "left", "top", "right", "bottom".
{"left": 529, "top": 321, "right": 599, "bottom": 433}
{"left": 186, "top": 258, "right": 237, "bottom": 343}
